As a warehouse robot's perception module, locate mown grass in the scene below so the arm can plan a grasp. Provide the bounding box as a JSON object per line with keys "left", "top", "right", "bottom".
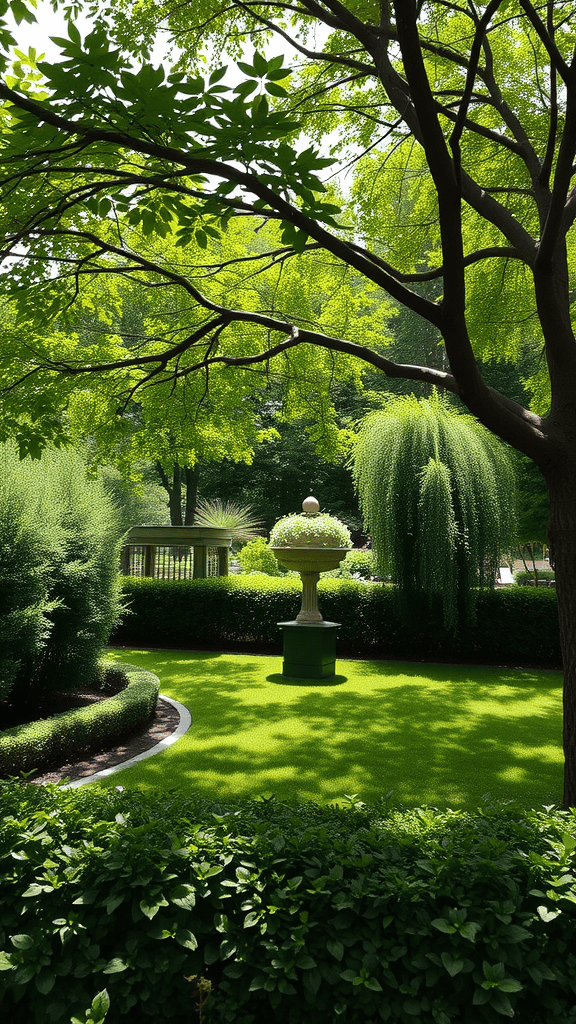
{"left": 102, "top": 649, "right": 564, "bottom": 809}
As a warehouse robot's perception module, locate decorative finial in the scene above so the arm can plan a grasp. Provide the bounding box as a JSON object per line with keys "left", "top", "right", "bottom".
{"left": 302, "top": 495, "right": 320, "bottom": 514}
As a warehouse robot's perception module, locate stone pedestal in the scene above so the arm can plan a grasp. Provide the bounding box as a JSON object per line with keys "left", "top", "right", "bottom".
{"left": 278, "top": 620, "right": 341, "bottom": 679}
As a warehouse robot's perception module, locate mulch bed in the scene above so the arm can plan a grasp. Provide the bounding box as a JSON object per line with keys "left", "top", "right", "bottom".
{"left": 27, "top": 694, "right": 182, "bottom": 786}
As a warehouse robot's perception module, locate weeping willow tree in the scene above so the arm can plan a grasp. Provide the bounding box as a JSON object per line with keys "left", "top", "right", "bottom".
{"left": 353, "top": 395, "right": 517, "bottom": 630}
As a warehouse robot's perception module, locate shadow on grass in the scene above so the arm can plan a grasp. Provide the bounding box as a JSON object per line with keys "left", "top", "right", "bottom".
{"left": 103, "top": 649, "right": 563, "bottom": 808}
{"left": 266, "top": 674, "right": 348, "bottom": 687}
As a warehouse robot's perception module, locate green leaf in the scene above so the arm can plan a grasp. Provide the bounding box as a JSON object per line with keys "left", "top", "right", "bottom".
{"left": 562, "top": 831, "right": 576, "bottom": 853}
{"left": 499, "top": 977, "right": 523, "bottom": 993}
{"left": 90, "top": 989, "right": 110, "bottom": 1021}
{"left": 303, "top": 967, "right": 321, "bottom": 995}
{"left": 265, "top": 82, "right": 288, "bottom": 97}
{"left": 327, "top": 939, "right": 344, "bottom": 961}
{"left": 296, "top": 954, "right": 316, "bottom": 970}
{"left": 403, "top": 998, "right": 422, "bottom": 1015}
{"left": 253, "top": 51, "right": 268, "bottom": 76}
{"left": 340, "top": 969, "right": 357, "bottom": 983}
{"left": 431, "top": 918, "right": 456, "bottom": 935}
{"left": 441, "top": 952, "right": 464, "bottom": 977}
{"left": 104, "top": 894, "right": 124, "bottom": 915}
{"left": 365, "top": 976, "right": 383, "bottom": 992}
{"left": 175, "top": 928, "right": 198, "bottom": 951}
{"left": 21, "top": 883, "right": 44, "bottom": 897}
{"left": 0, "top": 951, "right": 15, "bottom": 971}
{"left": 73, "top": 890, "right": 98, "bottom": 905}
{"left": 459, "top": 921, "right": 481, "bottom": 942}
{"left": 209, "top": 66, "right": 227, "bottom": 84}
{"left": 35, "top": 970, "right": 55, "bottom": 994}
{"left": 139, "top": 895, "right": 168, "bottom": 920}
{"left": 10, "top": 934, "right": 34, "bottom": 950}
{"left": 490, "top": 990, "right": 515, "bottom": 1016}
{"left": 102, "top": 958, "right": 128, "bottom": 974}
{"left": 170, "top": 883, "right": 196, "bottom": 911}
{"left": 537, "top": 905, "right": 561, "bottom": 923}
{"left": 237, "top": 60, "right": 256, "bottom": 77}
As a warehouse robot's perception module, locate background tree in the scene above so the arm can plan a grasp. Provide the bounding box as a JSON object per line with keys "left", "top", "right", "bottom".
{"left": 1, "top": 2, "right": 576, "bottom": 802}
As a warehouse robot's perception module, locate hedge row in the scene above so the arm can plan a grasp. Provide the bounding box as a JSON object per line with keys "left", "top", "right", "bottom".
{"left": 113, "top": 577, "right": 561, "bottom": 667}
{"left": 0, "top": 786, "right": 575, "bottom": 1023}
{"left": 0, "top": 663, "right": 159, "bottom": 779}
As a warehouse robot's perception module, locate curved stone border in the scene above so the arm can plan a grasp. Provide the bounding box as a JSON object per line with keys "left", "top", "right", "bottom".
{"left": 63, "top": 694, "right": 192, "bottom": 789}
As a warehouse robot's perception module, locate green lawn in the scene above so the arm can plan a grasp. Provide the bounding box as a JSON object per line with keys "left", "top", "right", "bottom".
{"left": 102, "top": 649, "right": 564, "bottom": 809}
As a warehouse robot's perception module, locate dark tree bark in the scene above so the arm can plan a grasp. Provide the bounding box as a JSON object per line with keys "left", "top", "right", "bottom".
{"left": 155, "top": 461, "right": 183, "bottom": 526}
{"left": 183, "top": 464, "right": 200, "bottom": 526}
{"left": 544, "top": 459, "right": 576, "bottom": 807}
{"left": 155, "top": 461, "right": 199, "bottom": 525}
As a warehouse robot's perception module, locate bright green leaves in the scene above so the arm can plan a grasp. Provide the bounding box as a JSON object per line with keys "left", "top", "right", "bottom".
{"left": 6, "top": 0, "right": 37, "bottom": 26}
{"left": 236, "top": 51, "right": 292, "bottom": 99}
{"left": 70, "top": 989, "right": 110, "bottom": 1024}
{"left": 39, "top": 23, "right": 125, "bottom": 106}
{"left": 0, "top": 23, "right": 338, "bottom": 276}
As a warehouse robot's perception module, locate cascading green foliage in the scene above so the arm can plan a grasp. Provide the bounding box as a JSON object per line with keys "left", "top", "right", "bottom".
{"left": 0, "top": 444, "right": 123, "bottom": 707}
{"left": 353, "top": 394, "right": 517, "bottom": 629}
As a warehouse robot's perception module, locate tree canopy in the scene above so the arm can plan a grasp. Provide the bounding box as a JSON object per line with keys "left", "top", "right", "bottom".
{"left": 1, "top": 0, "right": 576, "bottom": 804}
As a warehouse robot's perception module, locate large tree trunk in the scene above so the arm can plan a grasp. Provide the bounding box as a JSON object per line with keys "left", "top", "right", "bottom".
{"left": 155, "top": 460, "right": 183, "bottom": 525}
{"left": 183, "top": 464, "right": 200, "bottom": 525}
{"left": 546, "top": 470, "right": 576, "bottom": 807}
{"left": 168, "top": 462, "right": 183, "bottom": 526}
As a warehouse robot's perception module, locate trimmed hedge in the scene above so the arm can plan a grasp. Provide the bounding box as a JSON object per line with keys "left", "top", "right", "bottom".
{"left": 113, "top": 576, "right": 561, "bottom": 667}
{"left": 0, "top": 786, "right": 574, "bottom": 1023}
{"left": 0, "top": 663, "right": 159, "bottom": 779}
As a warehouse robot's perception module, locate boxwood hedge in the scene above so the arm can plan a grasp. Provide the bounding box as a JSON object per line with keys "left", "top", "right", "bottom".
{"left": 0, "top": 663, "right": 159, "bottom": 779}
{"left": 0, "top": 786, "right": 574, "bottom": 1023}
{"left": 113, "top": 577, "right": 561, "bottom": 668}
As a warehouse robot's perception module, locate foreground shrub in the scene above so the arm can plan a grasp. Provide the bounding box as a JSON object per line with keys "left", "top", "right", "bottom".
{"left": 0, "top": 787, "right": 574, "bottom": 1023}
{"left": 0, "top": 445, "right": 123, "bottom": 707}
{"left": 114, "top": 576, "right": 561, "bottom": 667}
{"left": 0, "top": 663, "right": 159, "bottom": 778}
{"left": 0, "top": 475, "right": 49, "bottom": 702}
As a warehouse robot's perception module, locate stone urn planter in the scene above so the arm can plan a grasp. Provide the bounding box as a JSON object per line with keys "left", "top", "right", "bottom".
{"left": 270, "top": 496, "right": 351, "bottom": 623}
{"left": 270, "top": 498, "right": 351, "bottom": 679}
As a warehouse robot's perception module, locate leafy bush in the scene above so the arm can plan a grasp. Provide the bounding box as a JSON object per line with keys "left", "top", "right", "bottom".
{"left": 0, "top": 787, "right": 574, "bottom": 1023}
{"left": 237, "top": 537, "right": 286, "bottom": 576}
{"left": 0, "top": 474, "right": 50, "bottom": 702}
{"left": 340, "top": 548, "right": 375, "bottom": 578}
{"left": 113, "top": 576, "right": 561, "bottom": 667}
{"left": 322, "top": 548, "right": 376, "bottom": 580}
{"left": 270, "top": 512, "right": 352, "bottom": 548}
{"left": 0, "top": 662, "right": 159, "bottom": 778}
{"left": 514, "top": 569, "right": 556, "bottom": 586}
{"left": 0, "top": 445, "right": 124, "bottom": 707}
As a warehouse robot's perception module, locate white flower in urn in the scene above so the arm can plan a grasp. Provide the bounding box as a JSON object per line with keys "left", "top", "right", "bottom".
{"left": 270, "top": 498, "right": 351, "bottom": 623}
{"left": 269, "top": 497, "right": 352, "bottom": 550}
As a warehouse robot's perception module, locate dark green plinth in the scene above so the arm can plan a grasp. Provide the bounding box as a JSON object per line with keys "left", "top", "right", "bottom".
{"left": 278, "top": 620, "right": 341, "bottom": 679}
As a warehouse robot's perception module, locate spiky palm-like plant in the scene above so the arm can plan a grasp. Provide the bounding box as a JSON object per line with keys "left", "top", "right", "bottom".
{"left": 353, "top": 394, "right": 517, "bottom": 629}
{"left": 193, "top": 499, "right": 263, "bottom": 542}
